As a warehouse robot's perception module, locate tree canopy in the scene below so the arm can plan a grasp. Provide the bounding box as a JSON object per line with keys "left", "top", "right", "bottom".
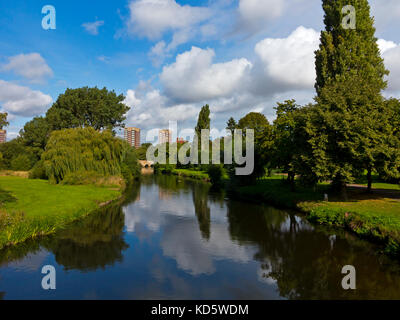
{"left": 0, "top": 112, "right": 8, "bottom": 130}
{"left": 46, "top": 87, "right": 130, "bottom": 131}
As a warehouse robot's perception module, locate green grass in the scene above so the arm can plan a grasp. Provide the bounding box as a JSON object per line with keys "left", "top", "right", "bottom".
{"left": 171, "top": 169, "right": 210, "bottom": 181}
{"left": 0, "top": 176, "right": 121, "bottom": 249}
{"left": 237, "top": 175, "right": 328, "bottom": 208}
{"left": 234, "top": 175, "right": 400, "bottom": 256}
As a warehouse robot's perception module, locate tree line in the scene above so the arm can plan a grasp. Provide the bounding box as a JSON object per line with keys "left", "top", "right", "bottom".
{"left": 1, "top": 0, "right": 399, "bottom": 194}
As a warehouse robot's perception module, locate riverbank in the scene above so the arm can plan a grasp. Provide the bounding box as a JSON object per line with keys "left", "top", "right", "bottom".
{"left": 163, "top": 168, "right": 211, "bottom": 182}
{"left": 0, "top": 176, "right": 122, "bottom": 249}
{"left": 233, "top": 176, "right": 400, "bottom": 256}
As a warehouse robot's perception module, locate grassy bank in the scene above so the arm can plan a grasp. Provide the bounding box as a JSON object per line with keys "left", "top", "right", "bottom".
{"left": 171, "top": 168, "right": 210, "bottom": 181}
{"left": 0, "top": 176, "right": 122, "bottom": 249}
{"left": 234, "top": 175, "right": 400, "bottom": 256}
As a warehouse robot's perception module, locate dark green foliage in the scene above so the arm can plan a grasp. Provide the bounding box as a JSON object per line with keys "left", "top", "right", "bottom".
{"left": 135, "top": 143, "right": 152, "bottom": 160}
{"left": 315, "top": 0, "right": 388, "bottom": 95}
{"left": 226, "top": 117, "right": 237, "bottom": 135}
{"left": 11, "top": 154, "right": 36, "bottom": 171}
{"left": 237, "top": 112, "right": 273, "bottom": 182}
{"left": 207, "top": 165, "right": 224, "bottom": 187}
{"left": 0, "top": 138, "right": 38, "bottom": 171}
{"left": 20, "top": 117, "right": 50, "bottom": 159}
{"left": 195, "top": 104, "right": 211, "bottom": 138}
{"left": 308, "top": 0, "right": 392, "bottom": 193}
{"left": 0, "top": 112, "right": 8, "bottom": 130}
{"left": 46, "top": 87, "right": 130, "bottom": 132}
{"left": 42, "top": 127, "right": 139, "bottom": 184}
{"left": 121, "top": 147, "right": 141, "bottom": 183}
{"left": 29, "top": 160, "right": 48, "bottom": 180}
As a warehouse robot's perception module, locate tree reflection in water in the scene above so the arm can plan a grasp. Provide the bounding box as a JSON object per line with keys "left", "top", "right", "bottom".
{"left": 192, "top": 183, "right": 211, "bottom": 240}
{"left": 46, "top": 204, "right": 128, "bottom": 271}
{"left": 227, "top": 202, "right": 400, "bottom": 299}
{"left": 2, "top": 175, "right": 400, "bottom": 299}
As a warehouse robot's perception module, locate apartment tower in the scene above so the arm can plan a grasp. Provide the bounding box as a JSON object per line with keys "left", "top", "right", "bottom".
{"left": 159, "top": 129, "right": 172, "bottom": 144}
{"left": 124, "top": 127, "right": 141, "bottom": 149}
{"left": 0, "top": 130, "right": 6, "bottom": 144}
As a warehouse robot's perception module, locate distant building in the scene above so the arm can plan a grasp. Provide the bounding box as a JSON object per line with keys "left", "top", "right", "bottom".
{"left": 176, "top": 137, "right": 187, "bottom": 144}
{"left": 124, "top": 127, "right": 140, "bottom": 149}
{"left": 0, "top": 130, "right": 6, "bottom": 144}
{"left": 159, "top": 129, "right": 172, "bottom": 144}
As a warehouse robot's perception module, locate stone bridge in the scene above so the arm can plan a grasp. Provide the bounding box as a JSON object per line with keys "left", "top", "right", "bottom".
{"left": 139, "top": 160, "right": 154, "bottom": 168}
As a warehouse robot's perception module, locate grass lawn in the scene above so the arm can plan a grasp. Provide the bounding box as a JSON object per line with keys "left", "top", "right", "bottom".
{"left": 171, "top": 168, "right": 210, "bottom": 181}
{"left": 235, "top": 175, "right": 400, "bottom": 256}
{"left": 0, "top": 176, "right": 122, "bottom": 249}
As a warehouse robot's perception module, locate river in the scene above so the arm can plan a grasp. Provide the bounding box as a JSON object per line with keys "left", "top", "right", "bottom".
{"left": 1, "top": 174, "right": 400, "bottom": 299}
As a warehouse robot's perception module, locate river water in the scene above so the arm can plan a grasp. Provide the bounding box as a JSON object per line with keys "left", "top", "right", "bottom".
{"left": 1, "top": 175, "right": 400, "bottom": 299}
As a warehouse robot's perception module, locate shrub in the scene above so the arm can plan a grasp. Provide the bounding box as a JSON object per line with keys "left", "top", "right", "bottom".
{"left": 10, "top": 154, "right": 35, "bottom": 171}
{"left": 29, "top": 160, "right": 48, "bottom": 180}
{"left": 42, "top": 127, "right": 140, "bottom": 184}
{"left": 61, "top": 170, "right": 125, "bottom": 188}
{"left": 207, "top": 165, "right": 224, "bottom": 187}
{"left": 122, "top": 147, "right": 140, "bottom": 182}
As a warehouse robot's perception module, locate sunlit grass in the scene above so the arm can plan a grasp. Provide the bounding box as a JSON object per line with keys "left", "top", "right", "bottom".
{"left": 0, "top": 176, "right": 121, "bottom": 249}
{"left": 235, "top": 175, "right": 400, "bottom": 255}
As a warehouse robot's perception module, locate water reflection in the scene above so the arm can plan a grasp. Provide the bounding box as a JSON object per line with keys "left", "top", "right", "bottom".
{"left": 47, "top": 204, "right": 129, "bottom": 271}
{"left": 1, "top": 174, "right": 400, "bottom": 299}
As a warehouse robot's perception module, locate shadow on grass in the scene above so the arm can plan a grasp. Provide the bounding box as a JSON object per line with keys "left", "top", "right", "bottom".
{"left": 0, "top": 188, "right": 17, "bottom": 205}
{"left": 237, "top": 176, "right": 400, "bottom": 206}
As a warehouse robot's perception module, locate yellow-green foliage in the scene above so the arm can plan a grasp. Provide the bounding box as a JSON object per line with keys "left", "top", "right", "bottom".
{"left": 42, "top": 127, "right": 132, "bottom": 183}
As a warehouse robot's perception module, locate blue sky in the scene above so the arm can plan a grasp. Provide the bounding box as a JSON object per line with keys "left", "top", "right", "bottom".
{"left": 1, "top": 0, "right": 400, "bottom": 142}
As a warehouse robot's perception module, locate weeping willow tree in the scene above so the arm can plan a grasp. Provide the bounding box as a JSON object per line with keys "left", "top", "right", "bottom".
{"left": 42, "top": 127, "right": 138, "bottom": 183}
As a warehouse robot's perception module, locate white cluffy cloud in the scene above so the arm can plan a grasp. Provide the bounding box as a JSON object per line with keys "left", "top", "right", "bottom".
{"left": 0, "top": 80, "right": 53, "bottom": 117}
{"left": 127, "top": 0, "right": 211, "bottom": 39}
{"left": 377, "top": 39, "right": 400, "bottom": 92}
{"left": 1, "top": 53, "right": 53, "bottom": 83}
{"left": 254, "top": 26, "right": 320, "bottom": 89}
{"left": 160, "top": 46, "right": 252, "bottom": 103}
{"left": 123, "top": 82, "right": 199, "bottom": 129}
{"left": 238, "top": 0, "right": 286, "bottom": 32}
{"left": 123, "top": 25, "right": 400, "bottom": 132}
{"left": 82, "top": 20, "right": 105, "bottom": 35}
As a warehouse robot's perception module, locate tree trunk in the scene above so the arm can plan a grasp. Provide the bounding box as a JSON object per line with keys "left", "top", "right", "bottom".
{"left": 340, "top": 181, "right": 348, "bottom": 201}
{"left": 367, "top": 167, "right": 372, "bottom": 193}
{"left": 333, "top": 176, "right": 348, "bottom": 201}
{"left": 288, "top": 172, "right": 295, "bottom": 192}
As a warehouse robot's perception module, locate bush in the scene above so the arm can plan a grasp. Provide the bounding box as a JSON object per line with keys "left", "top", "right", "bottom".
{"left": 61, "top": 170, "right": 125, "bottom": 188}
{"left": 122, "top": 147, "right": 140, "bottom": 183}
{"left": 207, "top": 165, "right": 224, "bottom": 187}
{"left": 0, "top": 138, "right": 38, "bottom": 170}
{"left": 29, "top": 160, "right": 48, "bottom": 179}
{"left": 42, "top": 127, "right": 140, "bottom": 184}
{"left": 10, "top": 154, "right": 35, "bottom": 171}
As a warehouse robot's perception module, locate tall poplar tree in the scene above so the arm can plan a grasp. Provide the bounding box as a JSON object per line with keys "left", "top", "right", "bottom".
{"left": 309, "top": 0, "right": 391, "bottom": 195}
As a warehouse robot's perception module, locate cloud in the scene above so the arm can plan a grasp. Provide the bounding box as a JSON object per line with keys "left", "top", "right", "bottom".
{"left": 123, "top": 82, "right": 199, "bottom": 130}
{"left": 253, "top": 26, "right": 320, "bottom": 90}
{"left": 237, "top": 0, "right": 286, "bottom": 33}
{"left": 160, "top": 46, "right": 252, "bottom": 103}
{"left": 378, "top": 39, "right": 397, "bottom": 54}
{"left": 82, "top": 20, "right": 104, "bottom": 35}
{"left": 379, "top": 40, "right": 400, "bottom": 92}
{"left": 0, "top": 80, "right": 53, "bottom": 117}
{"left": 1, "top": 53, "right": 53, "bottom": 83}
{"left": 127, "top": 0, "right": 211, "bottom": 39}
